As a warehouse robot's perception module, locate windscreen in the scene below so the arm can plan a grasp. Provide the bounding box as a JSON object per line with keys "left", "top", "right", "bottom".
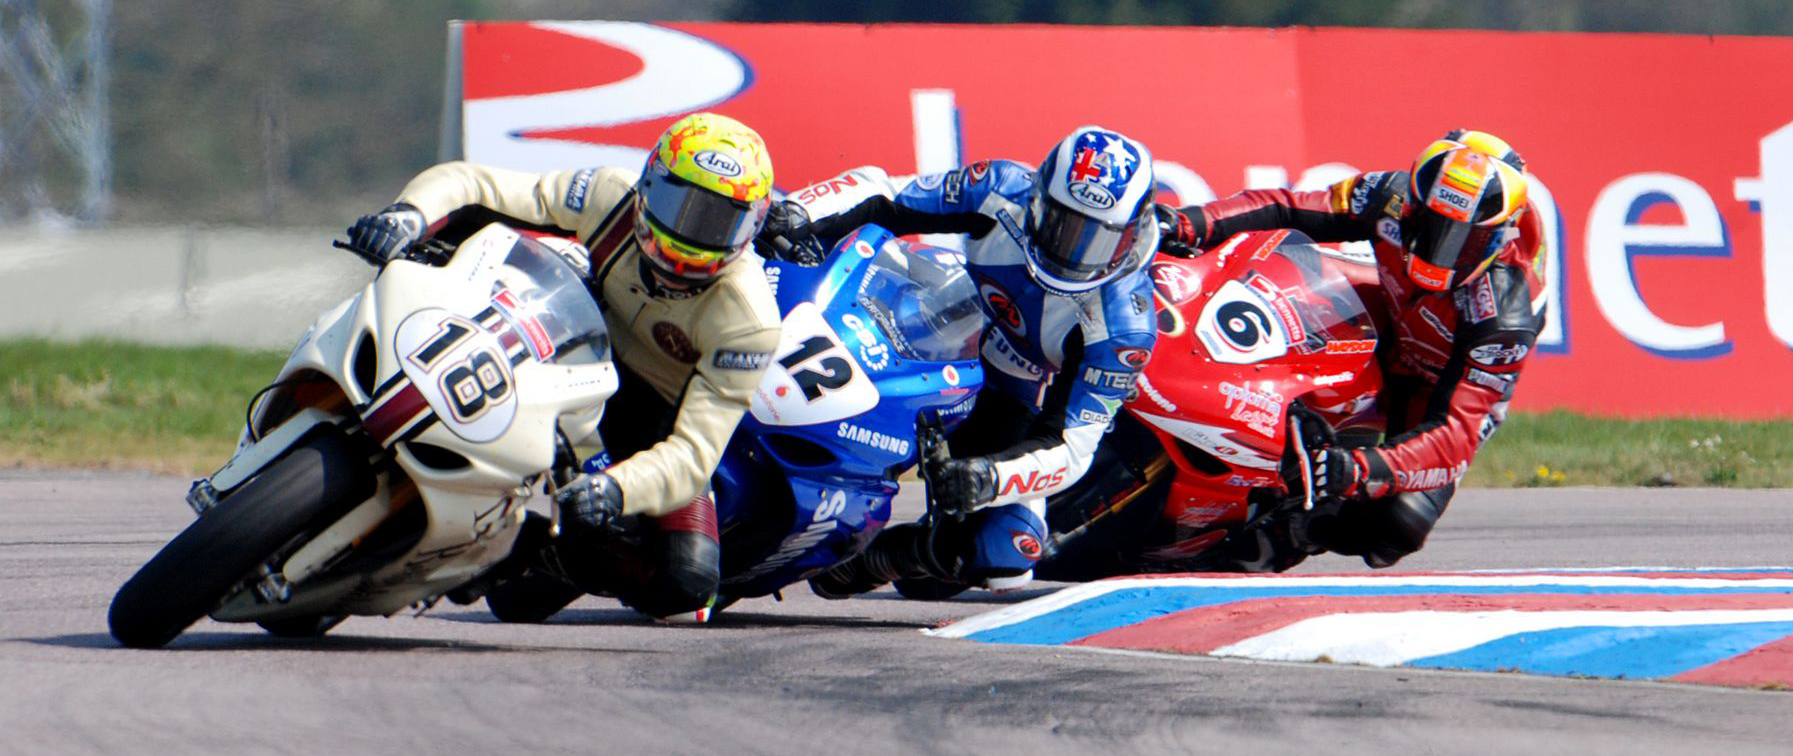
{"left": 492, "top": 237, "right": 611, "bottom": 364}
{"left": 856, "top": 239, "right": 985, "bottom": 362}
{"left": 1195, "top": 242, "right": 1377, "bottom": 365}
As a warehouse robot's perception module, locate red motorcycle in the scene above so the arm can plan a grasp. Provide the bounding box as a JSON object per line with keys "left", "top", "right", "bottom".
{"left": 1036, "top": 229, "right": 1385, "bottom": 578}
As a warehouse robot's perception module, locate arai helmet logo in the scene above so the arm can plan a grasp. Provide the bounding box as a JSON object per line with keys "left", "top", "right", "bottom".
{"left": 1067, "top": 181, "right": 1116, "bottom": 209}
{"left": 693, "top": 149, "right": 743, "bottom": 177}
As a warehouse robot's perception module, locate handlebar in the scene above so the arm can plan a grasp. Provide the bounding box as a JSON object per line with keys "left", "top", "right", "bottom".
{"left": 331, "top": 238, "right": 454, "bottom": 268}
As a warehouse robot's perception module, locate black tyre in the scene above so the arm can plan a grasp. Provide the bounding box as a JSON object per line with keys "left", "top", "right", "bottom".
{"left": 893, "top": 575, "right": 969, "bottom": 601}
{"left": 257, "top": 615, "right": 348, "bottom": 638}
{"left": 485, "top": 573, "right": 583, "bottom": 623}
{"left": 108, "top": 427, "right": 374, "bottom": 649}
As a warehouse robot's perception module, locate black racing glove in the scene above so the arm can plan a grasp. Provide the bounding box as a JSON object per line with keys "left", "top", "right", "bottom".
{"left": 753, "top": 200, "right": 827, "bottom": 265}
{"left": 343, "top": 203, "right": 426, "bottom": 264}
{"left": 1307, "top": 446, "right": 1393, "bottom": 501}
{"left": 554, "top": 472, "right": 625, "bottom": 536}
{"left": 923, "top": 455, "right": 996, "bottom": 516}
{"left": 1154, "top": 203, "right": 1204, "bottom": 258}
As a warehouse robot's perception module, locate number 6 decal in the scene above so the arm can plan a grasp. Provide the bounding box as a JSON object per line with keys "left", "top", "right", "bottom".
{"left": 1195, "top": 280, "right": 1289, "bottom": 365}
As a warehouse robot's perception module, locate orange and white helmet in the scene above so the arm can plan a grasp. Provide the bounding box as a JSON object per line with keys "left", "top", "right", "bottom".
{"left": 633, "top": 113, "right": 774, "bottom": 282}
{"left": 1404, "top": 130, "right": 1529, "bottom": 291}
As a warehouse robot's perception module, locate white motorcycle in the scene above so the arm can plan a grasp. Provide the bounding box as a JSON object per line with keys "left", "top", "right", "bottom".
{"left": 108, "top": 223, "right": 618, "bottom": 648}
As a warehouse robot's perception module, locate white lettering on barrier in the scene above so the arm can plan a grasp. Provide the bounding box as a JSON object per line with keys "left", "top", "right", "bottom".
{"left": 1526, "top": 174, "right": 1565, "bottom": 350}
{"left": 1150, "top": 161, "right": 1218, "bottom": 206}
{"left": 1586, "top": 172, "right": 1730, "bottom": 357}
{"left": 911, "top": 88, "right": 966, "bottom": 252}
{"left": 460, "top": 22, "right": 747, "bottom": 170}
{"left": 1734, "top": 118, "right": 1793, "bottom": 350}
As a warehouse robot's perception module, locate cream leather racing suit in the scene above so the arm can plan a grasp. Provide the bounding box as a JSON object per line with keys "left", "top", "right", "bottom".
{"left": 393, "top": 162, "right": 783, "bottom": 517}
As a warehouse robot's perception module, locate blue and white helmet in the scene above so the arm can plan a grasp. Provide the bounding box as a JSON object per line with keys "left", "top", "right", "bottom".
{"left": 1026, "top": 126, "right": 1158, "bottom": 294}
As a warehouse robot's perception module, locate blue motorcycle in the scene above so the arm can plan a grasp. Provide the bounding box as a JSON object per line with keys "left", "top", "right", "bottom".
{"left": 483, "top": 224, "right": 987, "bottom": 620}
{"left": 712, "top": 224, "right": 986, "bottom": 609}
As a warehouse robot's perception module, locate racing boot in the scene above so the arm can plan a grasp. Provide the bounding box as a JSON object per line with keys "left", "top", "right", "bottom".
{"left": 482, "top": 512, "right": 586, "bottom": 623}
{"left": 1208, "top": 509, "right": 1322, "bottom": 573}
{"left": 810, "top": 522, "right": 958, "bottom": 599}
{"left": 1304, "top": 485, "right": 1453, "bottom": 568}
{"left": 614, "top": 492, "right": 722, "bottom": 622}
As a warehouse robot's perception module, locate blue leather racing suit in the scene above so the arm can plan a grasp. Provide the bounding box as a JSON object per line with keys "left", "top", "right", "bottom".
{"left": 795, "top": 160, "right": 1158, "bottom": 588}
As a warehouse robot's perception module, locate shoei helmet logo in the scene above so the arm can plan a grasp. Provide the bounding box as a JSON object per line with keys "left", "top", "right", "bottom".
{"left": 693, "top": 149, "right": 743, "bottom": 177}
{"left": 1011, "top": 531, "right": 1044, "bottom": 560}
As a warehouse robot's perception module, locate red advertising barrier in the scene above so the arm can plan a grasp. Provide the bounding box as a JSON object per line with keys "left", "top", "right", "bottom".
{"left": 449, "top": 21, "right": 1793, "bottom": 418}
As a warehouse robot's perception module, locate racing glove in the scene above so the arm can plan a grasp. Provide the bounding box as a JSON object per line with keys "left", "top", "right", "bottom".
{"left": 1154, "top": 203, "right": 1204, "bottom": 257}
{"left": 344, "top": 203, "right": 426, "bottom": 264}
{"left": 1308, "top": 446, "right": 1394, "bottom": 501}
{"left": 554, "top": 472, "right": 625, "bottom": 536}
{"left": 753, "top": 200, "right": 826, "bottom": 265}
{"left": 922, "top": 455, "right": 996, "bottom": 516}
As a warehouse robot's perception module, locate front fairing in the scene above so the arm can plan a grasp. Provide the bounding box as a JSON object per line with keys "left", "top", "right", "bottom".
{"left": 715, "top": 225, "right": 988, "bottom": 595}
{"left": 1131, "top": 230, "right": 1382, "bottom": 473}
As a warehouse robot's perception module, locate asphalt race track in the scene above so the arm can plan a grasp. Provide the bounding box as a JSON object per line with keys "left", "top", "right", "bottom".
{"left": 3, "top": 469, "right": 1790, "bottom": 755}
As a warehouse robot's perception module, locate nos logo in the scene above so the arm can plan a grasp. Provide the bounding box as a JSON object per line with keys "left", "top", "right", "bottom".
{"left": 1002, "top": 468, "right": 1065, "bottom": 496}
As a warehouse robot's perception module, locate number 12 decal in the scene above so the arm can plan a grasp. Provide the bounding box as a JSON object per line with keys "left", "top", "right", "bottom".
{"left": 779, "top": 335, "right": 854, "bottom": 402}
{"left": 749, "top": 302, "right": 881, "bottom": 427}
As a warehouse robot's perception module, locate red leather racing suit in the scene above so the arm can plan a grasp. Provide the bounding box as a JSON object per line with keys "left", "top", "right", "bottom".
{"left": 1183, "top": 169, "right": 1547, "bottom": 497}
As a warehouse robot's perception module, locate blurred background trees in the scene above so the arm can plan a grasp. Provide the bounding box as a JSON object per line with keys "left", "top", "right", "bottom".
{"left": 2, "top": 0, "right": 1788, "bottom": 227}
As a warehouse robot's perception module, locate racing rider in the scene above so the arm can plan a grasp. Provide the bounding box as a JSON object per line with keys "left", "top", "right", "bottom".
{"left": 342, "top": 112, "right": 782, "bottom": 620}
{"left": 1158, "top": 129, "right": 1545, "bottom": 569}
{"left": 764, "top": 126, "right": 1161, "bottom": 597}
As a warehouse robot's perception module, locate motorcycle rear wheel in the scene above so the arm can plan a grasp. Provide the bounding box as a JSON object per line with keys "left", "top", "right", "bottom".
{"left": 107, "top": 427, "right": 373, "bottom": 649}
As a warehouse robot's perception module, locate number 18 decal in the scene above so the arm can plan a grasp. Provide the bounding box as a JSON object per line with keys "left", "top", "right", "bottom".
{"left": 396, "top": 309, "right": 519, "bottom": 442}
{"left": 750, "top": 302, "right": 880, "bottom": 427}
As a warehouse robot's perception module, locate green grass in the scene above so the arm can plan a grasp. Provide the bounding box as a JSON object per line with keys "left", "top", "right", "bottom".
{"left": 2, "top": 339, "right": 1789, "bottom": 486}
{"left": 1463, "top": 410, "right": 1793, "bottom": 488}
{"left": 0, "top": 338, "right": 286, "bottom": 474}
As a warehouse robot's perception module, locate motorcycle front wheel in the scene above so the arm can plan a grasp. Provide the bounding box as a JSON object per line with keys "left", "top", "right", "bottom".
{"left": 485, "top": 572, "right": 583, "bottom": 623}
{"left": 107, "top": 426, "right": 374, "bottom": 649}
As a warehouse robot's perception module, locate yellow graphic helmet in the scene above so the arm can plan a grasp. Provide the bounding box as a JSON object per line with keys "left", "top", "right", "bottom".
{"left": 633, "top": 113, "right": 774, "bottom": 282}
{"left": 1404, "top": 131, "right": 1530, "bottom": 290}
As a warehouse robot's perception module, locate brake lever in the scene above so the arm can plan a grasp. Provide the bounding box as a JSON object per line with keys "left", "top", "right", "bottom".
{"left": 916, "top": 413, "right": 964, "bottom": 524}
{"left": 330, "top": 239, "right": 387, "bottom": 268}
{"left": 1289, "top": 413, "right": 1316, "bottom": 512}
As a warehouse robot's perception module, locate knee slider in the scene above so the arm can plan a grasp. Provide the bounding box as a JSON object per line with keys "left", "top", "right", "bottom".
{"left": 630, "top": 531, "right": 720, "bottom": 618}
{"left": 1382, "top": 488, "right": 1448, "bottom": 551}
{"left": 957, "top": 503, "right": 1047, "bottom": 582}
